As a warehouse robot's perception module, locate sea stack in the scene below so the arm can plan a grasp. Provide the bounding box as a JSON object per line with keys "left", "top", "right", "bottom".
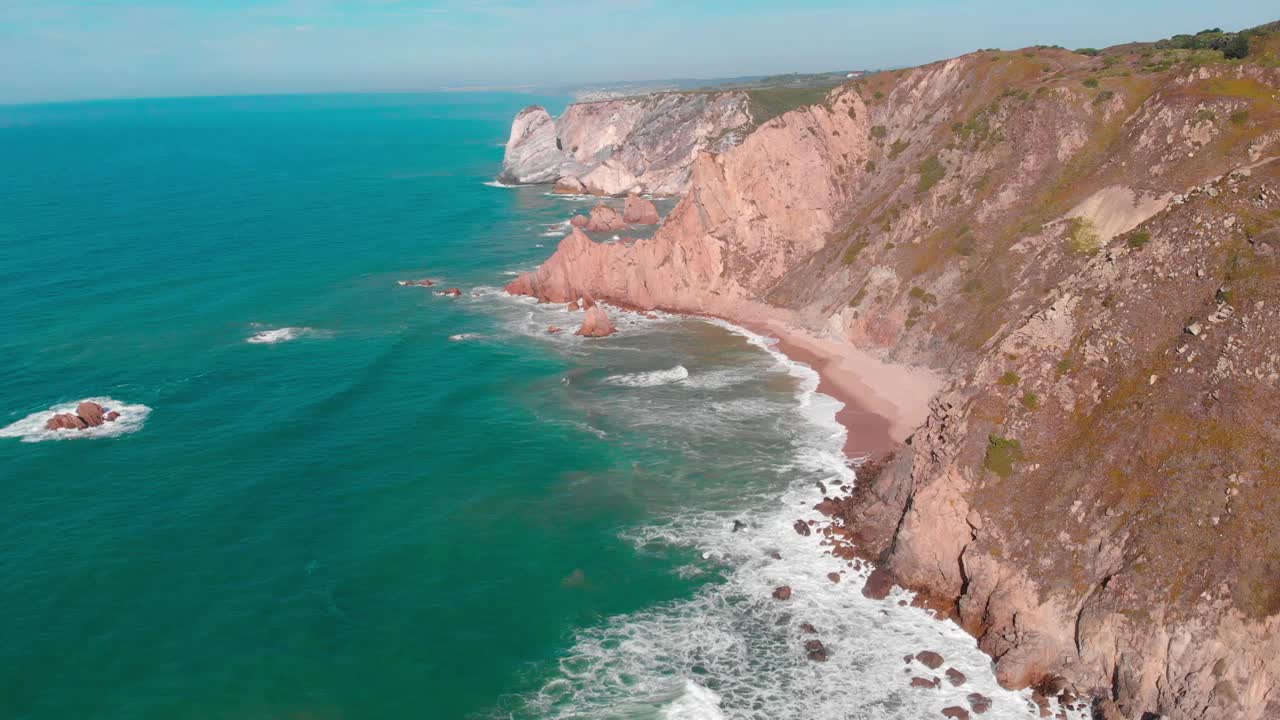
{"left": 622, "top": 194, "right": 660, "bottom": 225}
{"left": 575, "top": 295, "right": 616, "bottom": 338}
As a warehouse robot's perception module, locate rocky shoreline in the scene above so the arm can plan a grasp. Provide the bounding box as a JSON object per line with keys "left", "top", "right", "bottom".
{"left": 500, "top": 25, "right": 1280, "bottom": 719}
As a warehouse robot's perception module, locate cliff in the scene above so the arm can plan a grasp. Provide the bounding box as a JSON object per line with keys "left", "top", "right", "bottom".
{"left": 508, "top": 26, "right": 1280, "bottom": 720}
{"left": 498, "top": 91, "right": 751, "bottom": 195}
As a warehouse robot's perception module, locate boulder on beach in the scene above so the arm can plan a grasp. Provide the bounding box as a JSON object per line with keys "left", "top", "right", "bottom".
{"left": 575, "top": 294, "right": 616, "bottom": 337}
{"left": 622, "top": 193, "right": 660, "bottom": 225}
{"left": 772, "top": 585, "right": 792, "bottom": 600}
{"left": 584, "top": 203, "right": 627, "bottom": 232}
{"left": 45, "top": 401, "right": 119, "bottom": 432}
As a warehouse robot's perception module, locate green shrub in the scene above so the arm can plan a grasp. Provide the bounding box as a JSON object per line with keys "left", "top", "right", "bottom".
{"left": 917, "top": 155, "right": 945, "bottom": 193}
{"left": 984, "top": 435, "right": 1023, "bottom": 478}
{"left": 1230, "top": 110, "right": 1249, "bottom": 125}
{"left": 889, "top": 139, "right": 911, "bottom": 159}
{"left": 864, "top": 160, "right": 877, "bottom": 173}
{"left": 1056, "top": 356, "right": 1074, "bottom": 374}
{"left": 1094, "top": 90, "right": 1115, "bottom": 104}
{"left": 909, "top": 286, "right": 926, "bottom": 300}
{"left": 1082, "top": 77, "right": 1100, "bottom": 88}
{"left": 1066, "top": 217, "right": 1101, "bottom": 254}
{"left": 1076, "top": 47, "right": 1101, "bottom": 56}
{"left": 1126, "top": 230, "right": 1151, "bottom": 249}
{"left": 842, "top": 237, "right": 868, "bottom": 265}
{"left": 998, "top": 371, "right": 1020, "bottom": 386}
{"left": 1195, "top": 109, "right": 1217, "bottom": 123}
{"left": 1021, "top": 392, "right": 1040, "bottom": 410}
{"left": 870, "top": 125, "right": 888, "bottom": 139}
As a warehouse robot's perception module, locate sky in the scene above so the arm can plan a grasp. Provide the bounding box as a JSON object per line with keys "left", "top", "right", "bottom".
{"left": 1, "top": 0, "right": 1276, "bottom": 104}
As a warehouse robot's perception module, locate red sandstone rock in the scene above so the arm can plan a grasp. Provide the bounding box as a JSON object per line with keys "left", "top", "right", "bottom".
{"left": 45, "top": 413, "right": 88, "bottom": 431}
{"left": 105, "top": 411, "right": 120, "bottom": 421}
{"left": 910, "top": 677, "right": 940, "bottom": 689}
{"left": 916, "top": 651, "right": 944, "bottom": 669}
{"left": 547, "top": 326, "right": 563, "bottom": 334}
{"left": 862, "top": 567, "right": 893, "bottom": 599}
{"left": 799, "top": 622, "right": 817, "bottom": 633}
{"left": 570, "top": 214, "right": 589, "bottom": 228}
{"left": 622, "top": 193, "right": 660, "bottom": 225}
{"left": 946, "top": 668, "right": 967, "bottom": 686}
{"left": 792, "top": 519, "right": 811, "bottom": 537}
{"left": 77, "top": 401, "right": 106, "bottom": 427}
{"left": 966, "top": 693, "right": 993, "bottom": 714}
{"left": 442, "top": 288, "right": 462, "bottom": 297}
{"left": 827, "top": 572, "right": 841, "bottom": 583}
{"left": 772, "top": 586, "right": 792, "bottom": 600}
{"left": 575, "top": 295, "right": 616, "bottom": 337}
{"left": 942, "top": 707, "right": 970, "bottom": 720}
{"left": 584, "top": 203, "right": 627, "bottom": 232}
{"left": 567, "top": 301, "right": 580, "bottom": 311}
{"left": 804, "top": 639, "right": 828, "bottom": 662}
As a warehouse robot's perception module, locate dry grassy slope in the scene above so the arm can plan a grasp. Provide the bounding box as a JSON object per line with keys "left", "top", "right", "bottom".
{"left": 820, "top": 51, "right": 1280, "bottom": 720}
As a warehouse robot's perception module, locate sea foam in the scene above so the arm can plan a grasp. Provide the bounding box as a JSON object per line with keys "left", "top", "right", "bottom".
{"left": 605, "top": 365, "right": 689, "bottom": 387}
{"left": 0, "top": 397, "right": 152, "bottom": 443}
{"left": 246, "top": 326, "right": 331, "bottom": 344}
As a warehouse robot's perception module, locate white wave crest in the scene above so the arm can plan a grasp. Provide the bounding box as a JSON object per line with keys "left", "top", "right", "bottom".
{"left": 661, "top": 681, "right": 726, "bottom": 720}
{"left": 483, "top": 180, "right": 516, "bottom": 188}
{"left": 605, "top": 365, "right": 689, "bottom": 387}
{"left": 0, "top": 397, "right": 152, "bottom": 443}
{"left": 449, "top": 333, "right": 483, "bottom": 342}
{"left": 246, "top": 326, "right": 331, "bottom": 344}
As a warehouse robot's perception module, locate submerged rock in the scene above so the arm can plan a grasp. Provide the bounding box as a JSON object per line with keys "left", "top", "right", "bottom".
{"left": 804, "top": 639, "right": 828, "bottom": 662}
{"left": 916, "top": 651, "right": 944, "bottom": 669}
{"left": 792, "top": 519, "right": 811, "bottom": 537}
{"left": 441, "top": 288, "right": 462, "bottom": 297}
{"left": 772, "top": 585, "right": 792, "bottom": 600}
{"left": 966, "top": 693, "right": 993, "bottom": 714}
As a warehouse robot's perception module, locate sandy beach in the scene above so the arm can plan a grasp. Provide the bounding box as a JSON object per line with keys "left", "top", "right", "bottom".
{"left": 743, "top": 318, "right": 943, "bottom": 461}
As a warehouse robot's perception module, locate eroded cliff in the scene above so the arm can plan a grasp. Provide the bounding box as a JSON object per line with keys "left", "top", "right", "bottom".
{"left": 498, "top": 92, "right": 751, "bottom": 195}
{"left": 507, "top": 28, "right": 1280, "bottom": 720}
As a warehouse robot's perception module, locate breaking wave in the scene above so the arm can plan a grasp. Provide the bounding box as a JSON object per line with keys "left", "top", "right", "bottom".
{"left": 246, "top": 326, "right": 331, "bottom": 344}
{"left": 0, "top": 397, "right": 152, "bottom": 443}
{"left": 605, "top": 365, "right": 689, "bottom": 387}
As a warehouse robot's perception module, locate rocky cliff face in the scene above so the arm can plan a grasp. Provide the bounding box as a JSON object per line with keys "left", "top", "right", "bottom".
{"left": 497, "top": 92, "right": 751, "bottom": 195}
{"left": 507, "top": 35, "right": 1280, "bottom": 720}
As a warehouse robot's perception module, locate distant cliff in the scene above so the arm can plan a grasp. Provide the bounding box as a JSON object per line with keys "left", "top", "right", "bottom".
{"left": 509, "top": 26, "right": 1280, "bottom": 720}
{"left": 497, "top": 92, "right": 751, "bottom": 196}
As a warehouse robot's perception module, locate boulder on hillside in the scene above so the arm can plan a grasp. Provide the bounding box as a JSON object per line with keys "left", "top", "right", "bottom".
{"left": 575, "top": 295, "right": 616, "bottom": 337}
{"left": 622, "top": 194, "right": 660, "bottom": 225}
{"left": 584, "top": 203, "right": 627, "bottom": 232}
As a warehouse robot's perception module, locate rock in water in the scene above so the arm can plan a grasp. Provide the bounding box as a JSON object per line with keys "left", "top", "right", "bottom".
{"left": 574, "top": 295, "right": 616, "bottom": 338}
{"left": 497, "top": 106, "right": 577, "bottom": 184}
{"left": 966, "top": 693, "right": 993, "bottom": 714}
{"left": 792, "top": 519, "right": 811, "bottom": 537}
{"left": 46, "top": 413, "right": 88, "bottom": 431}
{"left": 861, "top": 567, "right": 893, "bottom": 599}
{"left": 76, "top": 401, "right": 106, "bottom": 427}
{"left": 804, "top": 639, "right": 828, "bottom": 661}
{"left": 569, "top": 214, "right": 589, "bottom": 228}
{"left": 584, "top": 203, "right": 627, "bottom": 232}
{"left": 910, "top": 677, "right": 940, "bottom": 689}
{"left": 622, "top": 193, "right": 660, "bottom": 224}
{"left": 915, "top": 651, "right": 944, "bottom": 669}
{"left": 945, "top": 668, "right": 967, "bottom": 686}
{"left": 546, "top": 326, "right": 563, "bottom": 335}
{"left": 441, "top": 288, "right": 462, "bottom": 297}
{"left": 772, "top": 586, "right": 792, "bottom": 600}
{"left": 942, "top": 707, "right": 971, "bottom": 720}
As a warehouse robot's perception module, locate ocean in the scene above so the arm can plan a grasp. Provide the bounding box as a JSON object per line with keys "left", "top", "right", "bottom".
{"left": 0, "top": 93, "right": 1050, "bottom": 719}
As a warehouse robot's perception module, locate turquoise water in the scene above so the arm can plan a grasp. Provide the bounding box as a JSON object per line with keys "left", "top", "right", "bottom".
{"left": 1, "top": 94, "right": 1044, "bottom": 720}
